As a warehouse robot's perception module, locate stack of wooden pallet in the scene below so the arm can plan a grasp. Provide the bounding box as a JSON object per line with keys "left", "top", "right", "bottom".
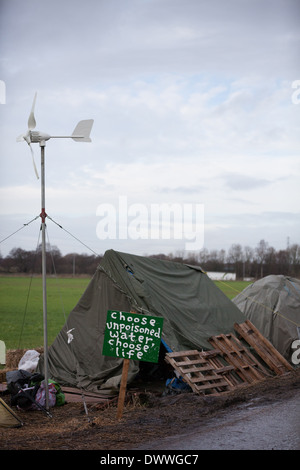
{"left": 165, "top": 320, "right": 293, "bottom": 396}
{"left": 234, "top": 320, "right": 293, "bottom": 376}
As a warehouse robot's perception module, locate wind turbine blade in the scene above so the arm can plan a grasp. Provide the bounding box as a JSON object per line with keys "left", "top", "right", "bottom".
{"left": 16, "top": 134, "right": 25, "bottom": 142}
{"left": 28, "top": 92, "right": 37, "bottom": 130}
{"left": 72, "top": 119, "right": 94, "bottom": 142}
{"left": 29, "top": 144, "right": 39, "bottom": 179}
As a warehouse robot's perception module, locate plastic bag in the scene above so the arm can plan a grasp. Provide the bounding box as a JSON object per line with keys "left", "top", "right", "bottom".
{"left": 32, "top": 381, "right": 56, "bottom": 409}
{"left": 18, "top": 350, "right": 40, "bottom": 373}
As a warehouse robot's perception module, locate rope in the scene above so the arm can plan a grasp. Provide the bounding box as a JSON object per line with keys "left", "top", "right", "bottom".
{"left": 0, "top": 215, "right": 40, "bottom": 246}
{"left": 47, "top": 214, "right": 100, "bottom": 257}
{"left": 0, "top": 213, "right": 99, "bottom": 259}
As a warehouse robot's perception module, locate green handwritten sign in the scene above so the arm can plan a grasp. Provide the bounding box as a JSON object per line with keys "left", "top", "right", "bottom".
{"left": 102, "top": 310, "right": 164, "bottom": 363}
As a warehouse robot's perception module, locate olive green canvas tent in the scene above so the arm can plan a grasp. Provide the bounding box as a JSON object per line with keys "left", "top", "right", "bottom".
{"left": 38, "top": 250, "right": 245, "bottom": 396}
{"left": 232, "top": 275, "right": 300, "bottom": 362}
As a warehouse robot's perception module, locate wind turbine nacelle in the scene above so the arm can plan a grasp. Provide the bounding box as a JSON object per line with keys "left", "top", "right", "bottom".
{"left": 29, "top": 131, "right": 51, "bottom": 143}
{"left": 17, "top": 93, "right": 94, "bottom": 180}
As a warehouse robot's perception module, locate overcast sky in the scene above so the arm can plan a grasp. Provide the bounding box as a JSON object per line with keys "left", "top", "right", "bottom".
{"left": 0, "top": 0, "right": 299, "bottom": 258}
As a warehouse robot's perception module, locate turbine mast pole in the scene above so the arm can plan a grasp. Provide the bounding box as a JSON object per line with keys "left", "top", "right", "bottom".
{"left": 40, "top": 140, "right": 50, "bottom": 410}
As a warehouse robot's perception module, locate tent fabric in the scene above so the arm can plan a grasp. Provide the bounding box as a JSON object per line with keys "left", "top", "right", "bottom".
{"left": 37, "top": 250, "right": 245, "bottom": 396}
{"left": 232, "top": 275, "right": 300, "bottom": 362}
{"left": 0, "top": 397, "right": 23, "bottom": 428}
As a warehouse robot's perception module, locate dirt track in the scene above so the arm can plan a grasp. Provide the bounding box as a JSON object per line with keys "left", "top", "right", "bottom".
{"left": 1, "top": 368, "right": 299, "bottom": 452}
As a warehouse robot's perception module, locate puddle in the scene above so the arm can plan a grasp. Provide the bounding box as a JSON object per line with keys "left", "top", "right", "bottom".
{"left": 135, "top": 393, "right": 300, "bottom": 450}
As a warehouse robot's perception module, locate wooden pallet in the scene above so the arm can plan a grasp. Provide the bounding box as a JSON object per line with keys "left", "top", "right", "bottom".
{"left": 199, "top": 349, "right": 245, "bottom": 389}
{"left": 234, "top": 320, "right": 294, "bottom": 375}
{"left": 209, "top": 333, "right": 271, "bottom": 384}
{"left": 165, "top": 349, "right": 237, "bottom": 395}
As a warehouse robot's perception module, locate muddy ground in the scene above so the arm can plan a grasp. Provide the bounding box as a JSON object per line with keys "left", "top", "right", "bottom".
{"left": 1, "top": 368, "right": 299, "bottom": 452}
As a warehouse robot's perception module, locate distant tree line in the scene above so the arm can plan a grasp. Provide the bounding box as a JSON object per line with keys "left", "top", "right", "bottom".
{"left": 0, "top": 244, "right": 102, "bottom": 276}
{"left": 0, "top": 239, "right": 299, "bottom": 279}
{"left": 159, "top": 239, "right": 300, "bottom": 279}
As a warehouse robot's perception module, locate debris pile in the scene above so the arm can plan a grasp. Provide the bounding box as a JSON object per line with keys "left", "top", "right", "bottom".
{"left": 165, "top": 320, "right": 293, "bottom": 396}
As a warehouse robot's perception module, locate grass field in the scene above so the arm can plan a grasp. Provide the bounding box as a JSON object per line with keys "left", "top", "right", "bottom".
{"left": 214, "top": 280, "right": 252, "bottom": 300}
{"left": 0, "top": 276, "right": 91, "bottom": 350}
{"left": 0, "top": 276, "right": 252, "bottom": 350}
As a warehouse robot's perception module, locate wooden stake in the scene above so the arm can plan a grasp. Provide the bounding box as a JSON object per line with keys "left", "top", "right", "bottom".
{"left": 116, "top": 358, "right": 130, "bottom": 420}
{"left": 116, "top": 310, "right": 137, "bottom": 420}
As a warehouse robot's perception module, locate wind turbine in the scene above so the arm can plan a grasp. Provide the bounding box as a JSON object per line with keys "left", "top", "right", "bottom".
{"left": 17, "top": 92, "right": 94, "bottom": 411}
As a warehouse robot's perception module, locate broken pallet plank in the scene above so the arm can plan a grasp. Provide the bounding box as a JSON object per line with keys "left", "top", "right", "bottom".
{"left": 234, "top": 320, "right": 293, "bottom": 375}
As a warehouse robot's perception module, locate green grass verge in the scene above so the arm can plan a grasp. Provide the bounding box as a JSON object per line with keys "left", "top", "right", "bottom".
{"left": 214, "top": 280, "right": 252, "bottom": 299}
{"left": 0, "top": 276, "right": 90, "bottom": 350}
{"left": 0, "top": 276, "right": 252, "bottom": 350}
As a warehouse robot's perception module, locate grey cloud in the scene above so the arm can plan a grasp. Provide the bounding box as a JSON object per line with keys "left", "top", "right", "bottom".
{"left": 223, "top": 173, "right": 272, "bottom": 191}
{"left": 210, "top": 211, "right": 299, "bottom": 226}
{"left": 1, "top": 0, "right": 299, "bottom": 89}
{"left": 156, "top": 184, "right": 207, "bottom": 195}
{"left": 0, "top": 0, "right": 299, "bottom": 258}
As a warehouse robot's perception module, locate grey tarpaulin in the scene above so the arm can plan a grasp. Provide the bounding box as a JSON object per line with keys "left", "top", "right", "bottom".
{"left": 37, "top": 250, "right": 245, "bottom": 396}
{"left": 233, "top": 275, "right": 300, "bottom": 362}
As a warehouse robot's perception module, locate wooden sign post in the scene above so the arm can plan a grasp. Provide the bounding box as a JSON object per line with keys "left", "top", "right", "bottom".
{"left": 116, "top": 310, "right": 135, "bottom": 421}
{"left": 116, "top": 358, "right": 130, "bottom": 420}
{"left": 102, "top": 310, "right": 163, "bottom": 419}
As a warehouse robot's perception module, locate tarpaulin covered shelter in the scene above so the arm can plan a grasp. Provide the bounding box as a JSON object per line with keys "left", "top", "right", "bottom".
{"left": 232, "top": 275, "right": 300, "bottom": 362}
{"left": 37, "top": 250, "right": 245, "bottom": 395}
